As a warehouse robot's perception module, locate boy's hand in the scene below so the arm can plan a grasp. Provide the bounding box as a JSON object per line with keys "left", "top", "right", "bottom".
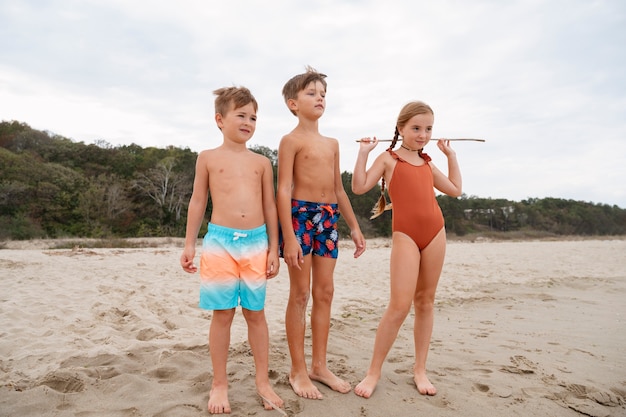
{"left": 283, "top": 239, "right": 304, "bottom": 270}
{"left": 351, "top": 229, "right": 366, "bottom": 258}
{"left": 180, "top": 248, "right": 197, "bottom": 273}
{"left": 266, "top": 252, "right": 280, "bottom": 278}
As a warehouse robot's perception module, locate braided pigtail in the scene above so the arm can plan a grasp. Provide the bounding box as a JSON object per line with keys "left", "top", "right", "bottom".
{"left": 370, "top": 128, "right": 400, "bottom": 219}
{"left": 390, "top": 127, "right": 400, "bottom": 150}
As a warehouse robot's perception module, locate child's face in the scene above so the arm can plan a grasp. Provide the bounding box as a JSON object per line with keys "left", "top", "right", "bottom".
{"left": 216, "top": 102, "right": 257, "bottom": 142}
{"left": 291, "top": 80, "right": 326, "bottom": 116}
{"left": 398, "top": 113, "right": 434, "bottom": 150}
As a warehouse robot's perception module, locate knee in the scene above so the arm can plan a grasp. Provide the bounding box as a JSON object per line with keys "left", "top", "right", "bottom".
{"left": 289, "top": 289, "right": 310, "bottom": 307}
{"left": 311, "top": 285, "right": 334, "bottom": 305}
{"left": 413, "top": 296, "right": 435, "bottom": 315}
{"left": 242, "top": 309, "right": 266, "bottom": 325}
{"left": 212, "top": 309, "right": 236, "bottom": 325}
{"left": 385, "top": 304, "right": 411, "bottom": 325}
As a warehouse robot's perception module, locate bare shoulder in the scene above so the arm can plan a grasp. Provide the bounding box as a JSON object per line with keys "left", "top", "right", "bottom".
{"left": 375, "top": 148, "right": 395, "bottom": 172}
{"left": 376, "top": 148, "right": 393, "bottom": 162}
{"left": 247, "top": 149, "right": 272, "bottom": 166}
{"left": 279, "top": 131, "right": 301, "bottom": 148}
{"left": 322, "top": 135, "right": 339, "bottom": 147}
{"left": 195, "top": 149, "right": 215, "bottom": 166}
{"left": 198, "top": 147, "right": 220, "bottom": 160}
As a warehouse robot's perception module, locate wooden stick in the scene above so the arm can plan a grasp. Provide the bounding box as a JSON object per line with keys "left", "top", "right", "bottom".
{"left": 355, "top": 138, "right": 485, "bottom": 142}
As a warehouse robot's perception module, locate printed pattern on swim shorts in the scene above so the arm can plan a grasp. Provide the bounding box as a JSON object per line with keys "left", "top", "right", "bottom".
{"left": 281, "top": 199, "right": 340, "bottom": 258}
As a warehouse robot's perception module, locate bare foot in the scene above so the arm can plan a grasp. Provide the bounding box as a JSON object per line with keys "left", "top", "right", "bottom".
{"left": 289, "top": 372, "right": 323, "bottom": 399}
{"left": 257, "top": 384, "right": 284, "bottom": 411}
{"left": 309, "top": 368, "right": 351, "bottom": 394}
{"left": 208, "top": 385, "right": 231, "bottom": 414}
{"left": 354, "top": 374, "right": 379, "bottom": 398}
{"left": 414, "top": 372, "right": 437, "bottom": 396}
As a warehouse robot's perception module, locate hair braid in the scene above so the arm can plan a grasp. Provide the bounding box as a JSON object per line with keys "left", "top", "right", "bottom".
{"left": 389, "top": 127, "right": 400, "bottom": 151}
{"left": 370, "top": 128, "right": 400, "bottom": 219}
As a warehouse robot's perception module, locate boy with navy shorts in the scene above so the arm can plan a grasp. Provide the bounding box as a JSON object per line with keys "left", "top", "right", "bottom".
{"left": 277, "top": 66, "right": 366, "bottom": 399}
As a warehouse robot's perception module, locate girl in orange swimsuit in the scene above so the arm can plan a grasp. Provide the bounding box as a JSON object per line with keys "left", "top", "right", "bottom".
{"left": 351, "top": 101, "right": 463, "bottom": 399}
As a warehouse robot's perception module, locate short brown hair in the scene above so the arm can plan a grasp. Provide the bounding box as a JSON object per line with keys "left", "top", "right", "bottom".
{"left": 282, "top": 66, "right": 327, "bottom": 115}
{"left": 213, "top": 86, "right": 258, "bottom": 116}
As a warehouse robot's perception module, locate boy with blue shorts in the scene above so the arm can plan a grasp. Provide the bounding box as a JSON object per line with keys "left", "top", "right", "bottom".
{"left": 277, "top": 66, "right": 366, "bottom": 399}
{"left": 180, "top": 86, "right": 284, "bottom": 414}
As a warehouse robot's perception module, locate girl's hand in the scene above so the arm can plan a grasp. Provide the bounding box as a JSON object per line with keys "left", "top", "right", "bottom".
{"left": 437, "top": 139, "right": 456, "bottom": 157}
{"left": 358, "top": 137, "right": 378, "bottom": 153}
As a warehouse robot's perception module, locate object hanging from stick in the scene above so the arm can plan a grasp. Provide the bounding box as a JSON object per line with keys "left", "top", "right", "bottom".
{"left": 355, "top": 138, "right": 485, "bottom": 142}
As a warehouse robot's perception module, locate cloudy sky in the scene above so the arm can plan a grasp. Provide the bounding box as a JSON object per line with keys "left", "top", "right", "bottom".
{"left": 1, "top": 0, "right": 625, "bottom": 207}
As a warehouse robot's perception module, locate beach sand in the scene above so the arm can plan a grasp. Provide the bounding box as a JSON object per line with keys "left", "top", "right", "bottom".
{"left": 1, "top": 237, "right": 625, "bottom": 416}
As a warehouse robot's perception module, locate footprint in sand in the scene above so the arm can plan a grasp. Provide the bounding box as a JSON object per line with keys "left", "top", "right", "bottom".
{"left": 136, "top": 327, "right": 162, "bottom": 341}
{"left": 500, "top": 355, "right": 537, "bottom": 374}
{"left": 38, "top": 370, "right": 85, "bottom": 393}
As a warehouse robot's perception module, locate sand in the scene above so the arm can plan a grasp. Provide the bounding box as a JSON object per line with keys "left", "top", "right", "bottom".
{"left": 1, "top": 237, "right": 625, "bottom": 417}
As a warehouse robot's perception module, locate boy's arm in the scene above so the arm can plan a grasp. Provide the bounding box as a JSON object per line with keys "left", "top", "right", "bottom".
{"left": 180, "top": 152, "right": 210, "bottom": 273}
{"left": 261, "top": 157, "right": 280, "bottom": 278}
{"left": 333, "top": 141, "right": 366, "bottom": 258}
{"left": 276, "top": 136, "right": 303, "bottom": 269}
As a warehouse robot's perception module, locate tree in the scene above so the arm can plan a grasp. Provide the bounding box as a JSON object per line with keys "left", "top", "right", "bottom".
{"left": 133, "top": 157, "right": 191, "bottom": 223}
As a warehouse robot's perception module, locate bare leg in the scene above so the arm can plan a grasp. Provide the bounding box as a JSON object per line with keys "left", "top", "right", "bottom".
{"left": 308, "top": 256, "right": 351, "bottom": 393}
{"left": 208, "top": 308, "right": 236, "bottom": 414}
{"left": 413, "top": 228, "right": 446, "bottom": 396}
{"left": 242, "top": 308, "right": 284, "bottom": 411}
{"left": 355, "top": 233, "right": 419, "bottom": 398}
{"left": 285, "top": 255, "right": 323, "bottom": 399}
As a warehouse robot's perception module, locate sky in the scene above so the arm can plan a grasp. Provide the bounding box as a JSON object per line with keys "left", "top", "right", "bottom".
{"left": 1, "top": 0, "right": 625, "bottom": 208}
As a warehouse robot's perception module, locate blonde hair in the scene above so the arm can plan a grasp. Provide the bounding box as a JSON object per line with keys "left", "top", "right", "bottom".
{"left": 282, "top": 66, "right": 327, "bottom": 116}
{"left": 213, "top": 86, "right": 258, "bottom": 116}
{"left": 371, "top": 101, "right": 435, "bottom": 219}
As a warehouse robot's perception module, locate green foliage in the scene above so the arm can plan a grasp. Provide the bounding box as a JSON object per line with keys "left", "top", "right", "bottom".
{"left": 1, "top": 121, "right": 625, "bottom": 240}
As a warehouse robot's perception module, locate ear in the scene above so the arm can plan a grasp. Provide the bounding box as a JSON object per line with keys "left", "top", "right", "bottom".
{"left": 287, "top": 98, "right": 298, "bottom": 113}
{"left": 215, "top": 113, "right": 224, "bottom": 130}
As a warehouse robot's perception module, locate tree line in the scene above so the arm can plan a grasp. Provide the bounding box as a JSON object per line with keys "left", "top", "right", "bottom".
{"left": 1, "top": 121, "right": 625, "bottom": 241}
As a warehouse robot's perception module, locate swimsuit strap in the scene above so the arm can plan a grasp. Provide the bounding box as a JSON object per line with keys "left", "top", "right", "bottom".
{"left": 388, "top": 149, "right": 404, "bottom": 162}
{"left": 388, "top": 149, "right": 432, "bottom": 163}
